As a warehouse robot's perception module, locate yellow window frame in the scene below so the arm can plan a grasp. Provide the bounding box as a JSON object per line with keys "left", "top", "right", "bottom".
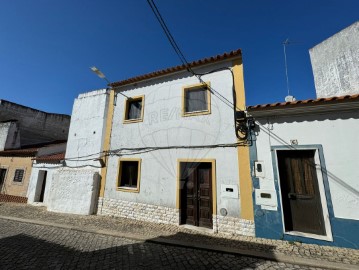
{"left": 182, "top": 82, "right": 211, "bottom": 117}
{"left": 117, "top": 158, "right": 142, "bottom": 193}
{"left": 123, "top": 95, "right": 145, "bottom": 124}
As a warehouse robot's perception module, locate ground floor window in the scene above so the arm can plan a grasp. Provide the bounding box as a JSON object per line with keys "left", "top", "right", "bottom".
{"left": 117, "top": 159, "right": 141, "bottom": 192}
{"left": 13, "top": 169, "right": 25, "bottom": 183}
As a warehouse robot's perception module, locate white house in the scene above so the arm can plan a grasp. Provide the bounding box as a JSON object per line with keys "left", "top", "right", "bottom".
{"left": 248, "top": 95, "right": 359, "bottom": 248}
{"left": 248, "top": 21, "right": 359, "bottom": 249}
{"left": 91, "top": 49, "right": 255, "bottom": 235}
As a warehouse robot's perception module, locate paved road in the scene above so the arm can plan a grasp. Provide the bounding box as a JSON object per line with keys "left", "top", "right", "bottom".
{"left": 0, "top": 219, "right": 324, "bottom": 270}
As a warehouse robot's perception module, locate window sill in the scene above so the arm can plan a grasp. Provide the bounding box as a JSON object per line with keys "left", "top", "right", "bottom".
{"left": 117, "top": 187, "right": 140, "bottom": 193}
{"left": 182, "top": 110, "right": 211, "bottom": 117}
{"left": 123, "top": 118, "right": 143, "bottom": 124}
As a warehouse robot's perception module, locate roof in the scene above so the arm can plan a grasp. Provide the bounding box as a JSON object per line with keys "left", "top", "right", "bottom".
{"left": 0, "top": 147, "right": 38, "bottom": 157}
{"left": 247, "top": 94, "right": 359, "bottom": 111}
{"left": 111, "top": 49, "right": 242, "bottom": 88}
{"left": 33, "top": 152, "right": 65, "bottom": 163}
{"left": 0, "top": 140, "right": 67, "bottom": 158}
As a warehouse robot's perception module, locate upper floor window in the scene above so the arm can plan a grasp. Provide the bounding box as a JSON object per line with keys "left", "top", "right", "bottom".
{"left": 182, "top": 82, "right": 211, "bottom": 117}
{"left": 13, "top": 169, "right": 24, "bottom": 183}
{"left": 123, "top": 95, "right": 144, "bottom": 123}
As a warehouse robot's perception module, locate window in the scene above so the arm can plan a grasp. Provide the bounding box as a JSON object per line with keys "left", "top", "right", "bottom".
{"left": 13, "top": 169, "right": 24, "bottom": 183}
{"left": 117, "top": 159, "right": 141, "bottom": 192}
{"left": 182, "top": 82, "right": 211, "bottom": 116}
{"left": 123, "top": 95, "right": 144, "bottom": 123}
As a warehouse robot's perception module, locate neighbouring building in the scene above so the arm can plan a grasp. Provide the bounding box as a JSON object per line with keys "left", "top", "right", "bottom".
{"left": 248, "top": 22, "right": 359, "bottom": 248}
{"left": 0, "top": 141, "right": 66, "bottom": 203}
{"left": 27, "top": 149, "right": 66, "bottom": 206}
{"left": 0, "top": 99, "right": 70, "bottom": 147}
{"left": 309, "top": 21, "right": 359, "bottom": 98}
{"left": 248, "top": 95, "right": 359, "bottom": 249}
{"left": 0, "top": 100, "right": 70, "bottom": 202}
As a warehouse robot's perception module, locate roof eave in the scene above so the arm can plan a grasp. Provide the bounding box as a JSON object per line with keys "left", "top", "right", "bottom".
{"left": 248, "top": 100, "right": 359, "bottom": 118}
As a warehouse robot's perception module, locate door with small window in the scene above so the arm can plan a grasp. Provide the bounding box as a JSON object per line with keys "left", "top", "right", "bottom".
{"left": 180, "top": 162, "right": 213, "bottom": 229}
{"left": 277, "top": 150, "right": 326, "bottom": 236}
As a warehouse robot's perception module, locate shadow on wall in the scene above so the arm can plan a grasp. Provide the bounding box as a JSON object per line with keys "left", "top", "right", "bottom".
{"left": 0, "top": 233, "right": 276, "bottom": 269}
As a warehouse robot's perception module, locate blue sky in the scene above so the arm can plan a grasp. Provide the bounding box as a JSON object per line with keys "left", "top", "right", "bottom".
{"left": 0, "top": 0, "right": 358, "bottom": 115}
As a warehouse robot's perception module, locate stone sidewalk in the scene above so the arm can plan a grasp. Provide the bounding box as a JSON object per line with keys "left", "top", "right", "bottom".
{"left": 0, "top": 202, "right": 358, "bottom": 269}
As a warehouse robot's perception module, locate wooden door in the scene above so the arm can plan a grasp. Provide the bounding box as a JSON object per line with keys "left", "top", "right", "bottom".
{"left": 277, "top": 150, "right": 326, "bottom": 235}
{"left": 180, "top": 162, "right": 213, "bottom": 229}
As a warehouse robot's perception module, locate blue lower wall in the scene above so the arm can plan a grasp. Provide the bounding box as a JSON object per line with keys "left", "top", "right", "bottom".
{"left": 250, "top": 135, "right": 359, "bottom": 249}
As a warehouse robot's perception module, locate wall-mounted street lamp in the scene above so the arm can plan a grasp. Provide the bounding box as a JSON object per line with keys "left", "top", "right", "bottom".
{"left": 90, "top": 66, "right": 128, "bottom": 98}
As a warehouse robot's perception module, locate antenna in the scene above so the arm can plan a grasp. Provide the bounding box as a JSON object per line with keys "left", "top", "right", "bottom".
{"left": 282, "top": 38, "right": 300, "bottom": 102}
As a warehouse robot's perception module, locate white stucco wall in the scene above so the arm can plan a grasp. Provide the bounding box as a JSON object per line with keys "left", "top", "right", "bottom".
{"left": 310, "top": 21, "right": 359, "bottom": 98}
{"left": 47, "top": 169, "right": 100, "bottom": 215}
{"left": 27, "top": 164, "right": 62, "bottom": 205}
{"left": 252, "top": 110, "right": 359, "bottom": 220}
{"left": 65, "top": 89, "right": 109, "bottom": 168}
{"left": 104, "top": 61, "right": 243, "bottom": 220}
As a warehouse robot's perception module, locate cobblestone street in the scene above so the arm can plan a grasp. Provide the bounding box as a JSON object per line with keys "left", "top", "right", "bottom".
{"left": 0, "top": 203, "right": 358, "bottom": 269}
{"left": 0, "top": 218, "right": 325, "bottom": 270}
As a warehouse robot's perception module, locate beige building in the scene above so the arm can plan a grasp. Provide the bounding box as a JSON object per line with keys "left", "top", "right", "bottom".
{"left": 0, "top": 147, "right": 37, "bottom": 202}
{"left": 0, "top": 142, "right": 67, "bottom": 203}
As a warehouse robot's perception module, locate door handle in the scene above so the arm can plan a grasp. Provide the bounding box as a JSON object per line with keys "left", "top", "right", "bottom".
{"left": 288, "top": 193, "right": 297, "bottom": 199}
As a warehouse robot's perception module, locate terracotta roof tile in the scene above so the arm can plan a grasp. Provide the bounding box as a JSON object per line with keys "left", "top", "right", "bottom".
{"left": 111, "top": 49, "right": 242, "bottom": 87}
{"left": 33, "top": 152, "right": 65, "bottom": 162}
{"left": 247, "top": 94, "right": 359, "bottom": 110}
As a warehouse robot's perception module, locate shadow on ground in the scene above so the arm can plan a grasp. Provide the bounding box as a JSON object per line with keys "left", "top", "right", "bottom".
{"left": 0, "top": 232, "right": 276, "bottom": 270}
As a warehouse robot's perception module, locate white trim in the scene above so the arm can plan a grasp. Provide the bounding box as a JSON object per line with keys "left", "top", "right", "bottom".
{"left": 274, "top": 147, "right": 333, "bottom": 242}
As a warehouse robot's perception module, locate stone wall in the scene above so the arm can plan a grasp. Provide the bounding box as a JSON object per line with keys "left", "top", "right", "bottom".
{"left": 213, "top": 215, "right": 255, "bottom": 236}
{"left": 97, "top": 197, "right": 255, "bottom": 236}
{"left": 97, "top": 197, "right": 180, "bottom": 225}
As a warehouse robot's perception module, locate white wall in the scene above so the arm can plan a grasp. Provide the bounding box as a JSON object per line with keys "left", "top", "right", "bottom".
{"left": 310, "top": 21, "right": 359, "bottom": 98}
{"left": 253, "top": 110, "right": 359, "bottom": 220}
{"left": 47, "top": 168, "right": 100, "bottom": 215}
{"left": 27, "top": 164, "right": 61, "bottom": 205}
{"left": 65, "top": 89, "right": 109, "bottom": 168}
{"left": 105, "top": 61, "right": 242, "bottom": 218}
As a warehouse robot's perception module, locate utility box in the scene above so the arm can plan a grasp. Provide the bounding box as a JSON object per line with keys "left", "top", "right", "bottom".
{"left": 221, "top": 184, "right": 239, "bottom": 199}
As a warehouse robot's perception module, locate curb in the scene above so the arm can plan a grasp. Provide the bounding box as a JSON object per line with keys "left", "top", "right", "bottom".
{"left": 0, "top": 215, "right": 357, "bottom": 270}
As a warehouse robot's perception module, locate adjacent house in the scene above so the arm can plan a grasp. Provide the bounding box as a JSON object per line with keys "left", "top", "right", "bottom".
{"left": 248, "top": 95, "right": 359, "bottom": 249}
{"left": 248, "top": 21, "right": 359, "bottom": 248}
{"left": 0, "top": 141, "right": 66, "bottom": 203}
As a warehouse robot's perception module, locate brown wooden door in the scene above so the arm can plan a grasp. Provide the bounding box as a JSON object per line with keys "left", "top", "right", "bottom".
{"left": 277, "top": 150, "right": 326, "bottom": 235}
{"left": 180, "top": 162, "right": 213, "bottom": 229}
